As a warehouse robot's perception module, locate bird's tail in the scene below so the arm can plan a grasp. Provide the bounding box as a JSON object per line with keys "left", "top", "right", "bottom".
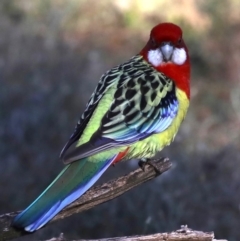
{"left": 12, "top": 155, "right": 117, "bottom": 232}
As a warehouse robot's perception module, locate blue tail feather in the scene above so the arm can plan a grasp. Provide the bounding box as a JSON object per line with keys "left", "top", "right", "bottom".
{"left": 12, "top": 156, "right": 116, "bottom": 232}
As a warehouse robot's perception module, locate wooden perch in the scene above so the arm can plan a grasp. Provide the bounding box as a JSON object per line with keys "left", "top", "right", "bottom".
{"left": 0, "top": 158, "right": 171, "bottom": 241}
{"left": 42, "top": 226, "right": 227, "bottom": 241}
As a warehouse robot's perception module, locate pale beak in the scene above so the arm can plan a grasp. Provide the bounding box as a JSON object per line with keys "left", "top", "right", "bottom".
{"left": 160, "top": 42, "right": 174, "bottom": 61}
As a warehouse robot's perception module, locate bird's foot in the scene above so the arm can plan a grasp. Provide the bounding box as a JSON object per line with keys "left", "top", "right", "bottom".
{"left": 138, "top": 157, "right": 168, "bottom": 173}
{"left": 138, "top": 158, "right": 148, "bottom": 172}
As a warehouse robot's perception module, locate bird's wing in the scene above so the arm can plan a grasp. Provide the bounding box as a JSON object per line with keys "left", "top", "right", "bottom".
{"left": 60, "top": 62, "right": 125, "bottom": 158}
{"left": 62, "top": 56, "right": 179, "bottom": 164}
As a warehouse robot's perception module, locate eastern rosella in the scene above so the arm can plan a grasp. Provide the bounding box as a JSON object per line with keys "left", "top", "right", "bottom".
{"left": 12, "top": 22, "right": 190, "bottom": 232}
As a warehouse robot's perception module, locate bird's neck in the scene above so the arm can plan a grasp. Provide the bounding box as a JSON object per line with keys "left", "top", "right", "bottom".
{"left": 140, "top": 50, "right": 190, "bottom": 99}
{"left": 156, "top": 62, "right": 190, "bottom": 99}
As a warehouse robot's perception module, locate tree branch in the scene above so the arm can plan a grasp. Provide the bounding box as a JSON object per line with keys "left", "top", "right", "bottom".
{"left": 0, "top": 158, "right": 171, "bottom": 241}
{"left": 42, "top": 226, "right": 227, "bottom": 241}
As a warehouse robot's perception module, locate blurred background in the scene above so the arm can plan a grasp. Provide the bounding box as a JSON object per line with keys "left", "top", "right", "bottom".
{"left": 0, "top": 0, "right": 240, "bottom": 240}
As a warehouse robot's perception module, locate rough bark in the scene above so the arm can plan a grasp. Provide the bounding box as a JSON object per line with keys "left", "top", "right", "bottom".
{"left": 43, "top": 226, "right": 227, "bottom": 241}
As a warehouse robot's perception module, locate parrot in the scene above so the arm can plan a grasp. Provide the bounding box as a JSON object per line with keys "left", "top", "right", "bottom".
{"left": 12, "top": 22, "right": 190, "bottom": 232}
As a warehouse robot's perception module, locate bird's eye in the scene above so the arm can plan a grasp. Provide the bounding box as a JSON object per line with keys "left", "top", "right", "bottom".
{"left": 150, "top": 38, "right": 157, "bottom": 47}
{"left": 177, "top": 37, "right": 182, "bottom": 44}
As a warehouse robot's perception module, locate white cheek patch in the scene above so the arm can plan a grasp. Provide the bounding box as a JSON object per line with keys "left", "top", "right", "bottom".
{"left": 172, "top": 48, "right": 187, "bottom": 65}
{"left": 147, "top": 49, "right": 163, "bottom": 67}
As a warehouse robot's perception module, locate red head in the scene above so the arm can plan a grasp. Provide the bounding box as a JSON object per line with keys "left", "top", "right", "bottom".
{"left": 140, "top": 23, "right": 190, "bottom": 99}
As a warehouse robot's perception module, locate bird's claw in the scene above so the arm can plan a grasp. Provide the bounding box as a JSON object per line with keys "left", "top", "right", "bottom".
{"left": 138, "top": 160, "right": 147, "bottom": 171}
{"left": 138, "top": 157, "right": 168, "bottom": 174}
{"left": 146, "top": 160, "right": 162, "bottom": 174}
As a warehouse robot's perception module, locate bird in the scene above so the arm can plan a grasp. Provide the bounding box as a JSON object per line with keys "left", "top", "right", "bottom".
{"left": 12, "top": 22, "right": 190, "bottom": 232}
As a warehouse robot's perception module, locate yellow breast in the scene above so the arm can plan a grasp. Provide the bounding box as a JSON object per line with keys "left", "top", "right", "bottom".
{"left": 126, "top": 88, "right": 189, "bottom": 159}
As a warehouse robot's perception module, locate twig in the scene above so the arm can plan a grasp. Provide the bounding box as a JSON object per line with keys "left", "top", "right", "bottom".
{"left": 0, "top": 158, "right": 171, "bottom": 241}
